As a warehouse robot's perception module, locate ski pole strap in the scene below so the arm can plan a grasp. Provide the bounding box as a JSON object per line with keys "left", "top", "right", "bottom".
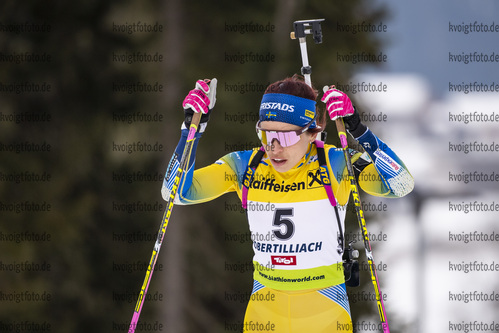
{"left": 314, "top": 140, "right": 337, "bottom": 207}
{"left": 241, "top": 146, "right": 266, "bottom": 209}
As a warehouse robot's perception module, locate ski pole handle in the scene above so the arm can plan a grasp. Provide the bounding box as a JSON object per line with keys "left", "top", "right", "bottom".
{"left": 335, "top": 118, "right": 349, "bottom": 149}
{"left": 187, "top": 111, "right": 201, "bottom": 140}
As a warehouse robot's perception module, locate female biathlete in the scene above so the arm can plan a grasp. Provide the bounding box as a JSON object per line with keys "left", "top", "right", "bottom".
{"left": 161, "top": 75, "right": 414, "bottom": 332}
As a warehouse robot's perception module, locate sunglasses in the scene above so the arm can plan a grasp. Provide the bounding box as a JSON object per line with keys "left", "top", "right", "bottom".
{"left": 256, "top": 119, "right": 315, "bottom": 148}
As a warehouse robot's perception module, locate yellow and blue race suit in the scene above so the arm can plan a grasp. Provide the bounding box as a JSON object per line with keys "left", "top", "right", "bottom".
{"left": 161, "top": 126, "right": 414, "bottom": 332}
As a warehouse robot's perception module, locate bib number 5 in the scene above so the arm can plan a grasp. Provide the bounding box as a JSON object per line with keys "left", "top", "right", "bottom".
{"left": 272, "top": 208, "right": 295, "bottom": 240}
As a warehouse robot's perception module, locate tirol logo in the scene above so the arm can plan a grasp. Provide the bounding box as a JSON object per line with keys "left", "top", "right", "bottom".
{"left": 260, "top": 102, "right": 295, "bottom": 113}
{"left": 271, "top": 255, "right": 296, "bottom": 266}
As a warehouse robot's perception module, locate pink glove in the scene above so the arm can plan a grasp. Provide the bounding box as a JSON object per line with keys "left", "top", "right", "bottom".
{"left": 182, "top": 79, "right": 216, "bottom": 114}
{"left": 321, "top": 86, "right": 354, "bottom": 121}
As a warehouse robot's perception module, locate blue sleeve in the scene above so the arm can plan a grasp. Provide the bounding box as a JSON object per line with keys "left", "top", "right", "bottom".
{"left": 161, "top": 128, "right": 202, "bottom": 201}
{"left": 351, "top": 127, "right": 414, "bottom": 198}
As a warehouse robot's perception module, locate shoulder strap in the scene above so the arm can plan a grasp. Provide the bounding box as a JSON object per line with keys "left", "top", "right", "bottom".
{"left": 314, "top": 140, "right": 337, "bottom": 207}
{"left": 315, "top": 140, "right": 345, "bottom": 255}
{"left": 241, "top": 143, "right": 340, "bottom": 210}
{"left": 241, "top": 146, "right": 266, "bottom": 210}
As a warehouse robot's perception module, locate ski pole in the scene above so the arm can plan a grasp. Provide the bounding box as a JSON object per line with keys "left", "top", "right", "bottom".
{"left": 127, "top": 110, "right": 202, "bottom": 333}
{"left": 291, "top": 19, "right": 390, "bottom": 332}
{"left": 334, "top": 117, "right": 390, "bottom": 333}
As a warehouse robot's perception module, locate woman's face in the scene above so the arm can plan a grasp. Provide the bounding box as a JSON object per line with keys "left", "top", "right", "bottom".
{"left": 259, "top": 121, "right": 317, "bottom": 173}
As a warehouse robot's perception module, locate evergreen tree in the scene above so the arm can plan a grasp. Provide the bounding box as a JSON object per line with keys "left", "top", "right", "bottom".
{"left": 0, "top": 1, "right": 392, "bottom": 332}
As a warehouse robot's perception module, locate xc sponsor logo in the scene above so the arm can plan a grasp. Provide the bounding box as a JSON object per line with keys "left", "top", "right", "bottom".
{"left": 260, "top": 102, "right": 295, "bottom": 112}
{"left": 307, "top": 168, "right": 322, "bottom": 189}
{"left": 271, "top": 255, "right": 296, "bottom": 266}
{"left": 374, "top": 149, "right": 400, "bottom": 172}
